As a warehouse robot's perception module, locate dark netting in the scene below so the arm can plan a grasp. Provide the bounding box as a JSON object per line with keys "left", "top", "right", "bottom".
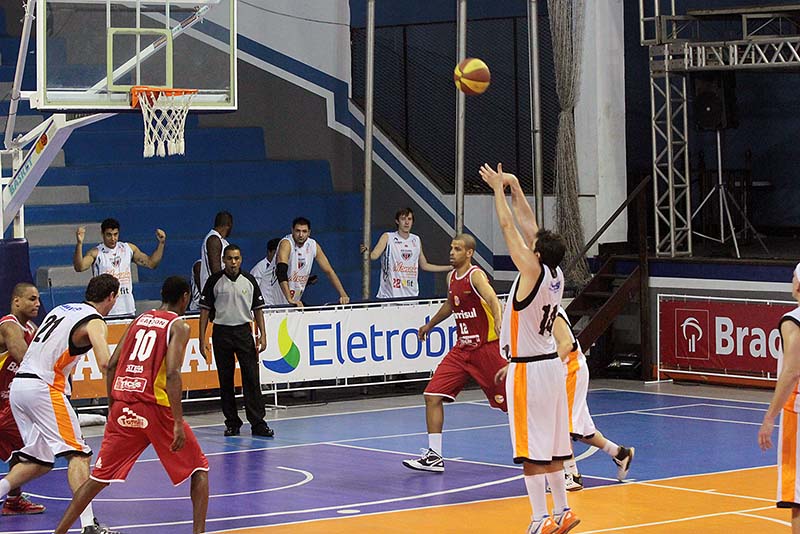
{"left": 352, "top": 15, "right": 558, "bottom": 195}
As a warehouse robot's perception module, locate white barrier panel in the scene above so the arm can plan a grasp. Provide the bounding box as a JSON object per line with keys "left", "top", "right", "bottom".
{"left": 259, "top": 299, "right": 457, "bottom": 384}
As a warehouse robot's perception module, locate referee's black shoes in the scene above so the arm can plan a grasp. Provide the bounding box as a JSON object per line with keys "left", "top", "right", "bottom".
{"left": 251, "top": 423, "right": 275, "bottom": 438}
{"left": 223, "top": 426, "right": 241, "bottom": 437}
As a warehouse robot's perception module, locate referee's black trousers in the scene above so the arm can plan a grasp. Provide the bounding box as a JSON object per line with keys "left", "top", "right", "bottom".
{"left": 212, "top": 323, "right": 267, "bottom": 429}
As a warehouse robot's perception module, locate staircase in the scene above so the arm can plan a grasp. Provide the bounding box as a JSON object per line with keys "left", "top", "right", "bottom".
{"left": 565, "top": 257, "right": 644, "bottom": 375}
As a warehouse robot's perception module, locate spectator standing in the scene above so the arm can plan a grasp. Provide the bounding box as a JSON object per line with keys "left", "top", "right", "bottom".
{"left": 199, "top": 211, "right": 233, "bottom": 293}
{"left": 198, "top": 245, "right": 274, "bottom": 438}
{"left": 74, "top": 219, "right": 165, "bottom": 317}
{"left": 362, "top": 207, "right": 451, "bottom": 299}
{"left": 265, "top": 217, "right": 349, "bottom": 306}
{"left": 251, "top": 238, "right": 280, "bottom": 303}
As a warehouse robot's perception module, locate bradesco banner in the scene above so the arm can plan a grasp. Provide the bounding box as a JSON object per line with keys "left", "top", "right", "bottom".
{"left": 659, "top": 296, "right": 795, "bottom": 376}
{"left": 259, "top": 300, "right": 457, "bottom": 383}
{"left": 71, "top": 318, "right": 232, "bottom": 400}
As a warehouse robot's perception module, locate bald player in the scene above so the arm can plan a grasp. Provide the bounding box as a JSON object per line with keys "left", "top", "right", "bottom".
{"left": 0, "top": 283, "right": 45, "bottom": 516}
{"left": 403, "top": 234, "right": 506, "bottom": 473}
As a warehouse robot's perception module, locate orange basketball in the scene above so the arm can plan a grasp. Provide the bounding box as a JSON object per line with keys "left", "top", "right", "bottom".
{"left": 453, "top": 58, "right": 491, "bottom": 95}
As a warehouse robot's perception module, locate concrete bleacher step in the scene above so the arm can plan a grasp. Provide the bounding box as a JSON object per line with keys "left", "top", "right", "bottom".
{"left": 36, "top": 263, "right": 139, "bottom": 288}
{"left": 1, "top": 150, "right": 65, "bottom": 172}
{"left": 25, "top": 222, "right": 99, "bottom": 247}
{"left": 41, "top": 279, "right": 161, "bottom": 309}
{"left": 27, "top": 185, "right": 88, "bottom": 206}
{"left": 0, "top": 113, "right": 42, "bottom": 133}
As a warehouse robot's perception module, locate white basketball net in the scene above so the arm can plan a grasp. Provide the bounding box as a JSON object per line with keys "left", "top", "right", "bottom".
{"left": 132, "top": 87, "right": 197, "bottom": 158}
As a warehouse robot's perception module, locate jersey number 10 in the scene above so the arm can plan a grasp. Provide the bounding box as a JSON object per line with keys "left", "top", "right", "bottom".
{"left": 128, "top": 329, "right": 157, "bottom": 362}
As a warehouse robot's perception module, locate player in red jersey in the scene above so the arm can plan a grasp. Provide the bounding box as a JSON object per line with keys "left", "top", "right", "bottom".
{"left": 403, "top": 234, "right": 506, "bottom": 473}
{"left": 0, "top": 283, "right": 45, "bottom": 516}
{"left": 54, "top": 276, "right": 210, "bottom": 534}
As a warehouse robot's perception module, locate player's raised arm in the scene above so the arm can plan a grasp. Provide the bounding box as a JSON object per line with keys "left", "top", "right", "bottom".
{"left": 479, "top": 163, "right": 541, "bottom": 281}
{"left": 506, "top": 173, "right": 539, "bottom": 246}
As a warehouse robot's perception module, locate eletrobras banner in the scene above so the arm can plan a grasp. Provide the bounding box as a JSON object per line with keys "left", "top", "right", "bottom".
{"left": 70, "top": 300, "right": 456, "bottom": 399}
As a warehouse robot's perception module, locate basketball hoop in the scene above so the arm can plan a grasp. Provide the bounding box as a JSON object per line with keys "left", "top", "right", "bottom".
{"left": 131, "top": 86, "right": 197, "bottom": 158}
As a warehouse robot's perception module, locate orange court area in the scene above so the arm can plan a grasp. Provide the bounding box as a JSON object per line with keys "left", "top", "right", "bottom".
{"left": 222, "top": 466, "right": 786, "bottom": 534}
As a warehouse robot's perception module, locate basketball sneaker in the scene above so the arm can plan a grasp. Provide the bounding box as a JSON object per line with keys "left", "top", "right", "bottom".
{"left": 614, "top": 446, "right": 635, "bottom": 481}
{"left": 565, "top": 472, "right": 583, "bottom": 491}
{"left": 553, "top": 508, "right": 581, "bottom": 534}
{"left": 1, "top": 494, "right": 45, "bottom": 515}
{"left": 526, "top": 516, "right": 559, "bottom": 534}
{"left": 402, "top": 448, "right": 444, "bottom": 473}
{"left": 81, "top": 519, "right": 121, "bottom": 534}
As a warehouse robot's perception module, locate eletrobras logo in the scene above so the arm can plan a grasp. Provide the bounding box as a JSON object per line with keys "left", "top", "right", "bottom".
{"left": 261, "top": 318, "right": 301, "bottom": 374}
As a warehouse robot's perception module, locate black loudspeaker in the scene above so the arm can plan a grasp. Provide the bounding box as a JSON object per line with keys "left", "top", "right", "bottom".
{"left": 692, "top": 72, "right": 738, "bottom": 131}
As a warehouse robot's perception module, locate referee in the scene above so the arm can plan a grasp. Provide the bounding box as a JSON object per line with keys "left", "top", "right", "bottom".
{"left": 198, "top": 244, "right": 274, "bottom": 437}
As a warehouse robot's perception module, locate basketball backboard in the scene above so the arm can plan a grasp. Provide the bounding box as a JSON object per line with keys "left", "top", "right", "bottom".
{"left": 34, "top": 0, "right": 236, "bottom": 111}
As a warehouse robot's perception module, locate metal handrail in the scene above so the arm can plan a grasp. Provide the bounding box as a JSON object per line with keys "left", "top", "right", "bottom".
{"left": 565, "top": 175, "right": 652, "bottom": 274}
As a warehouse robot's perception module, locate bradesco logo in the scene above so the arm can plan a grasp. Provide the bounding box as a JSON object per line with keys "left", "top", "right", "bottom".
{"left": 261, "top": 318, "right": 301, "bottom": 374}
{"left": 261, "top": 315, "right": 456, "bottom": 374}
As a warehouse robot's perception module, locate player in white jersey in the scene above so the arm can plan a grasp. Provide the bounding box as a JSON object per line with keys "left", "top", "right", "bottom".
{"left": 760, "top": 263, "right": 800, "bottom": 533}
{"left": 189, "top": 259, "right": 202, "bottom": 312}
{"left": 251, "top": 238, "right": 280, "bottom": 303}
{"left": 200, "top": 211, "right": 232, "bottom": 293}
{"left": 74, "top": 218, "right": 165, "bottom": 317}
{"left": 269, "top": 217, "right": 350, "bottom": 306}
{"left": 361, "top": 207, "right": 450, "bottom": 299}
{"left": 0, "top": 274, "right": 121, "bottom": 534}
{"left": 480, "top": 163, "right": 579, "bottom": 534}
{"left": 553, "top": 307, "right": 635, "bottom": 491}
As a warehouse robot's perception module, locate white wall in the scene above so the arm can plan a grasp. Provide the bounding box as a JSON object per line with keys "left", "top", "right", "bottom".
{"left": 574, "top": 0, "right": 628, "bottom": 247}
{"left": 235, "top": 1, "right": 352, "bottom": 83}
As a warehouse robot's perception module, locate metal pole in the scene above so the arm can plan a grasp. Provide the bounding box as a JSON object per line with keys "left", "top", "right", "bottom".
{"left": 455, "top": 0, "right": 467, "bottom": 233}
{"left": 527, "top": 0, "right": 544, "bottom": 225}
{"left": 361, "top": 0, "right": 376, "bottom": 300}
{"left": 5, "top": 0, "right": 35, "bottom": 150}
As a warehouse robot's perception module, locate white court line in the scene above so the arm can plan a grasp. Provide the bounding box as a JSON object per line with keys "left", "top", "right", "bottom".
{"left": 636, "top": 480, "right": 775, "bottom": 503}
{"left": 633, "top": 411, "right": 762, "bottom": 426}
{"left": 186, "top": 396, "right": 504, "bottom": 431}
{"left": 330, "top": 441, "right": 521, "bottom": 470}
{"left": 1, "top": 401, "right": 760, "bottom": 478}
{"left": 577, "top": 506, "right": 775, "bottom": 533}
{"left": 735, "top": 511, "right": 791, "bottom": 526}
{"left": 106, "top": 472, "right": 526, "bottom": 532}
{"left": 24, "top": 466, "right": 313, "bottom": 502}
{"left": 697, "top": 403, "right": 767, "bottom": 413}
{"left": 592, "top": 387, "right": 770, "bottom": 406}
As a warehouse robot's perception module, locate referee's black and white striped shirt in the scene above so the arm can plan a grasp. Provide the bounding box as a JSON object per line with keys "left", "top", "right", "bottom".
{"left": 199, "top": 270, "right": 265, "bottom": 326}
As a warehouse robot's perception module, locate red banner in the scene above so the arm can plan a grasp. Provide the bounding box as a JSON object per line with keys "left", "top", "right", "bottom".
{"left": 659, "top": 298, "right": 796, "bottom": 377}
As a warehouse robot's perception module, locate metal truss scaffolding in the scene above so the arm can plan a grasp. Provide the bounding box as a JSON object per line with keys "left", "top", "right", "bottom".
{"left": 639, "top": 1, "right": 800, "bottom": 256}
{"left": 650, "top": 43, "right": 692, "bottom": 256}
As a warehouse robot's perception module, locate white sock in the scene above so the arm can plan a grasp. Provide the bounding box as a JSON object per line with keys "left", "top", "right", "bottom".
{"left": 428, "top": 433, "right": 443, "bottom": 456}
{"left": 602, "top": 440, "right": 620, "bottom": 457}
{"left": 0, "top": 479, "right": 10, "bottom": 500}
{"left": 523, "top": 474, "right": 549, "bottom": 521}
{"left": 79, "top": 503, "right": 95, "bottom": 529}
{"left": 563, "top": 458, "right": 578, "bottom": 475}
{"left": 546, "top": 471, "right": 569, "bottom": 516}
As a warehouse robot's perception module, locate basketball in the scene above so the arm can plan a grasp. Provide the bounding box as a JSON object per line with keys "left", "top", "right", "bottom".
{"left": 453, "top": 58, "right": 491, "bottom": 95}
